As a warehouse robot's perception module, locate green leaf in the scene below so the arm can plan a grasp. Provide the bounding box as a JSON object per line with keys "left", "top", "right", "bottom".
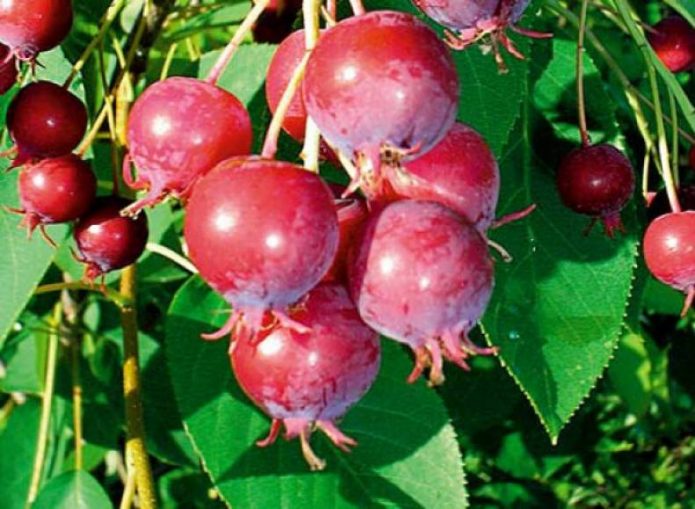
{"left": 608, "top": 333, "right": 652, "bottom": 417}
{"left": 33, "top": 470, "right": 113, "bottom": 509}
{"left": 534, "top": 39, "right": 620, "bottom": 145}
{"left": 483, "top": 109, "right": 639, "bottom": 442}
{"left": 0, "top": 399, "right": 40, "bottom": 509}
{"left": 166, "top": 277, "right": 468, "bottom": 509}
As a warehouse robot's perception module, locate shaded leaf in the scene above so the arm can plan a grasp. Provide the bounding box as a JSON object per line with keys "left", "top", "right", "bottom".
{"left": 33, "top": 470, "right": 112, "bottom": 509}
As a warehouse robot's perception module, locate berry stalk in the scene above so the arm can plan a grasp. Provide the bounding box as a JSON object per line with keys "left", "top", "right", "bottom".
{"left": 576, "top": 0, "right": 590, "bottom": 147}
{"left": 205, "top": 0, "right": 270, "bottom": 85}
{"left": 301, "top": 0, "right": 322, "bottom": 172}
{"left": 26, "top": 303, "right": 62, "bottom": 506}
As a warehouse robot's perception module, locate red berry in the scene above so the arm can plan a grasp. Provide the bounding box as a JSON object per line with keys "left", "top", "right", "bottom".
{"left": 643, "top": 211, "right": 695, "bottom": 316}
{"left": 412, "top": 0, "right": 544, "bottom": 63}
{"left": 647, "top": 16, "right": 695, "bottom": 73}
{"left": 265, "top": 30, "right": 313, "bottom": 142}
{"left": 230, "top": 283, "right": 380, "bottom": 470}
{"left": 6, "top": 81, "right": 87, "bottom": 164}
{"left": 304, "top": 11, "right": 458, "bottom": 189}
{"left": 0, "top": 44, "right": 17, "bottom": 95}
{"left": 383, "top": 122, "right": 500, "bottom": 231}
{"left": 349, "top": 200, "right": 496, "bottom": 385}
{"left": 647, "top": 186, "right": 695, "bottom": 221}
{"left": 74, "top": 197, "right": 149, "bottom": 280}
{"left": 18, "top": 154, "right": 95, "bottom": 237}
{"left": 184, "top": 158, "right": 338, "bottom": 337}
{"left": 322, "top": 193, "right": 369, "bottom": 285}
{"left": 124, "top": 77, "right": 252, "bottom": 215}
{"left": 0, "top": 0, "right": 72, "bottom": 61}
{"left": 556, "top": 144, "right": 634, "bottom": 237}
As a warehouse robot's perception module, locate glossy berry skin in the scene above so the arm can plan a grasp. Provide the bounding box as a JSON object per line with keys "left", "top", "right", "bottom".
{"left": 384, "top": 122, "right": 500, "bottom": 231}
{"left": 0, "top": 44, "right": 17, "bottom": 95}
{"left": 6, "top": 81, "right": 87, "bottom": 164}
{"left": 231, "top": 284, "right": 380, "bottom": 470}
{"left": 647, "top": 16, "right": 695, "bottom": 73}
{"left": 18, "top": 154, "right": 95, "bottom": 235}
{"left": 556, "top": 144, "right": 635, "bottom": 237}
{"left": 0, "top": 0, "right": 72, "bottom": 60}
{"left": 322, "top": 194, "right": 369, "bottom": 284}
{"left": 184, "top": 159, "right": 338, "bottom": 336}
{"left": 265, "top": 30, "right": 312, "bottom": 142}
{"left": 304, "top": 11, "right": 458, "bottom": 190}
{"left": 349, "top": 200, "right": 496, "bottom": 385}
{"left": 74, "top": 197, "right": 149, "bottom": 280}
{"left": 124, "top": 77, "right": 252, "bottom": 215}
{"left": 643, "top": 211, "right": 695, "bottom": 316}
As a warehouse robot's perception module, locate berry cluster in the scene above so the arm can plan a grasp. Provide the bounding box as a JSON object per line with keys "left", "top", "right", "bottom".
{"left": 0, "top": 1, "right": 148, "bottom": 279}
{"left": 2, "top": 0, "right": 693, "bottom": 472}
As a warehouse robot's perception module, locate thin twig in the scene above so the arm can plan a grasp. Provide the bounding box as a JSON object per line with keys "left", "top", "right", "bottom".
{"left": 26, "top": 304, "right": 62, "bottom": 506}
{"left": 146, "top": 242, "right": 198, "bottom": 273}
{"left": 576, "top": 0, "right": 590, "bottom": 147}
{"left": 301, "top": 0, "right": 322, "bottom": 172}
{"left": 205, "top": 0, "right": 270, "bottom": 84}
{"left": 35, "top": 281, "right": 131, "bottom": 309}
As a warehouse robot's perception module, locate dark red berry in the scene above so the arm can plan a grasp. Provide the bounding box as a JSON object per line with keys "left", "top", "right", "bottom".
{"left": 556, "top": 144, "right": 635, "bottom": 237}
{"left": 647, "top": 186, "right": 695, "bottom": 221}
{"left": 0, "top": 0, "right": 73, "bottom": 61}
{"left": 0, "top": 44, "right": 17, "bottom": 94}
{"left": 349, "top": 200, "right": 496, "bottom": 385}
{"left": 74, "top": 197, "right": 149, "bottom": 280}
{"left": 383, "top": 122, "right": 500, "bottom": 231}
{"left": 647, "top": 16, "right": 695, "bottom": 73}
{"left": 18, "top": 154, "right": 95, "bottom": 238}
{"left": 643, "top": 211, "right": 695, "bottom": 316}
{"left": 689, "top": 145, "right": 695, "bottom": 170}
{"left": 184, "top": 158, "right": 338, "bottom": 337}
{"left": 6, "top": 81, "right": 87, "bottom": 164}
{"left": 304, "top": 11, "right": 458, "bottom": 192}
{"left": 124, "top": 77, "right": 252, "bottom": 215}
{"left": 253, "top": 0, "right": 302, "bottom": 44}
{"left": 231, "top": 283, "right": 380, "bottom": 470}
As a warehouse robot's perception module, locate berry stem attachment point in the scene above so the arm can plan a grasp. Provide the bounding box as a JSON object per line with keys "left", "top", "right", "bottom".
{"left": 205, "top": 0, "right": 270, "bottom": 85}
{"left": 576, "top": 0, "right": 591, "bottom": 148}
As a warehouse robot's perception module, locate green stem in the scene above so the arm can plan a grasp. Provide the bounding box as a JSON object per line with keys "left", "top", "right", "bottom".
{"left": 119, "top": 265, "right": 157, "bottom": 509}
{"left": 25, "top": 304, "right": 62, "bottom": 507}
{"left": 34, "top": 281, "right": 131, "bottom": 309}
{"left": 63, "top": 0, "right": 128, "bottom": 87}
{"left": 576, "top": 0, "right": 591, "bottom": 147}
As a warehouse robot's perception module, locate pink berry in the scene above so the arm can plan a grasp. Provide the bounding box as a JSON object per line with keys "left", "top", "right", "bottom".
{"left": 647, "top": 16, "right": 695, "bottom": 73}
{"left": 303, "top": 11, "right": 458, "bottom": 192}
{"left": 556, "top": 144, "right": 634, "bottom": 237}
{"left": 643, "top": 211, "right": 695, "bottom": 316}
{"left": 412, "top": 0, "right": 548, "bottom": 65}
{"left": 230, "top": 283, "right": 380, "bottom": 470}
{"left": 74, "top": 197, "right": 149, "bottom": 280}
{"left": 382, "top": 122, "right": 500, "bottom": 231}
{"left": 6, "top": 81, "right": 87, "bottom": 165}
{"left": 184, "top": 158, "right": 338, "bottom": 338}
{"left": 0, "top": 44, "right": 17, "bottom": 95}
{"left": 349, "top": 200, "right": 496, "bottom": 385}
{"left": 17, "top": 154, "right": 95, "bottom": 239}
{"left": 0, "top": 0, "right": 72, "bottom": 61}
{"left": 124, "top": 77, "right": 252, "bottom": 215}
